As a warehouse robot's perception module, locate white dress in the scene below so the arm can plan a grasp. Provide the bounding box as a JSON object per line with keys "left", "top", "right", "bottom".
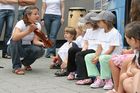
{"left": 57, "top": 42, "right": 73, "bottom": 62}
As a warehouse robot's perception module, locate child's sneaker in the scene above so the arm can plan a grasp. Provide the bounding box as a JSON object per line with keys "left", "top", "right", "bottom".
{"left": 103, "top": 79, "right": 113, "bottom": 90}
{"left": 90, "top": 78, "right": 104, "bottom": 88}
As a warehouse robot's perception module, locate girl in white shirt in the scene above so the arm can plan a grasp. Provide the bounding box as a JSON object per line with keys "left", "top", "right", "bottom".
{"left": 85, "top": 11, "right": 123, "bottom": 90}
{"left": 52, "top": 27, "right": 77, "bottom": 76}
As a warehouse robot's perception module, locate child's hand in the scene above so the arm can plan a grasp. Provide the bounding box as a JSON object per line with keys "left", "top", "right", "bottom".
{"left": 121, "top": 49, "right": 133, "bottom": 54}
{"left": 92, "top": 56, "right": 99, "bottom": 64}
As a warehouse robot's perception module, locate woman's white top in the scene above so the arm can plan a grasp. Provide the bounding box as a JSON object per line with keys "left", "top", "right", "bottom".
{"left": 43, "top": 0, "right": 63, "bottom": 15}
{"left": 83, "top": 28, "right": 103, "bottom": 50}
{"left": 18, "top": 6, "right": 28, "bottom": 10}
{"left": 7, "top": 20, "right": 41, "bottom": 45}
{"left": 98, "top": 27, "right": 123, "bottom": 55}
{"left": 0, "top": 3, "right": 15, "bottom": 10}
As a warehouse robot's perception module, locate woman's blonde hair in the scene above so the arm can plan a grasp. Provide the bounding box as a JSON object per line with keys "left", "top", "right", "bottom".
{"left": 23, "top": 6, "right": 39, "bottom": 25}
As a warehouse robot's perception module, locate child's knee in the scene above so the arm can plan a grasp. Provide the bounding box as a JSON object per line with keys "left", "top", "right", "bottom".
{"left": 120, "top": 73, "right": 128, "bottom": 81}
{"left": 123, "top": 77, "right": 133, "bottom": 92}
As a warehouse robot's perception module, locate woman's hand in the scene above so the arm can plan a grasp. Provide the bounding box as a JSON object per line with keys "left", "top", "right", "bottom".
{"left": 40, "top": 19, "right": 45, "bottom": 26}
{"left": 28, "top": 24, "right": 37, "bottom": 33}
{"left": 61, "top": 18, "right": 64, "bottom": 25}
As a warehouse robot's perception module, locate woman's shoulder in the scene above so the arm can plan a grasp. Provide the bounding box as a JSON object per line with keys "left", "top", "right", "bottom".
{"left": 15, "top": 20, "right": 26, "bottom": 27}
{"left": 17, "top": 20, "right": 24, "bottom": 24}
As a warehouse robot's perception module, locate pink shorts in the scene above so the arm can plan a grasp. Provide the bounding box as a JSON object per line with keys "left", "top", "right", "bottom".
{"left": 111, "top": 54, "right": 134, "bottom": 68}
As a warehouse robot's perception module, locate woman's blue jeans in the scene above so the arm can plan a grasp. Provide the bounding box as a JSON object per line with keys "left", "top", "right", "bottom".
{"left": 44, "top": 14, "right": 61, "bottom": 57}
{"left": 7, "top": 40, "right": 45, "bottom": 70}
{"left": 0, "top": 9, "right": 15, "bottom": 55}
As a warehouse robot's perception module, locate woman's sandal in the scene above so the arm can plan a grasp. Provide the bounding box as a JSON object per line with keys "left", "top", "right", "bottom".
{"left": 24, "top": 66, "right": 32, "bottom": 71}
{"left": 76, "top": 79, "right": 92, "bottom": 85}
{"left": 13, "top": 69, "right": 25, "bottom": 75}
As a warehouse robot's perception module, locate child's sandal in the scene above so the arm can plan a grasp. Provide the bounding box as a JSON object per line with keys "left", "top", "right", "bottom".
{"left": 24, "top": 66, "right": 32, "bottom": 71}
{"left": 13, "top": 69, "right": 25, "bottom": 75}
{"left": 76, "top": 79, "right": 92, "bottom": 85}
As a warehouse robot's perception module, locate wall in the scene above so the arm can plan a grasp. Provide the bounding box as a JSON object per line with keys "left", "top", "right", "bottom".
{"left": 0, "top": 0, "right": 94, "bottom": 41}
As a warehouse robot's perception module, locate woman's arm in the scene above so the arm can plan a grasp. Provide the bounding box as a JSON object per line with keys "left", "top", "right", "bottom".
{"left": 41, "top": 0, "right": 47, "bottom": 19}
{"left": 18, "top": 0, "right": 37, "bottom": 6}
{"left": 0, "top": 0, "right": 18, "bottom": 4}
{"left": 60, "top": 0, "right": 65, "bottom": 24}
{"left": 12, "top": 24, "right": 37, "bottom": 41}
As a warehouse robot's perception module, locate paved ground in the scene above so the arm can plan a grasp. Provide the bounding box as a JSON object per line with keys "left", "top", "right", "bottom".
{"left": 0, "top": 51, "right": 106, "bottom": 93}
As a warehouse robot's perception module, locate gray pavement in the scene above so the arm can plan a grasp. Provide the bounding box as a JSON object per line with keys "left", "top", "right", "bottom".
{"left": 0, "top": 51, "right": 106, "bottom": 93}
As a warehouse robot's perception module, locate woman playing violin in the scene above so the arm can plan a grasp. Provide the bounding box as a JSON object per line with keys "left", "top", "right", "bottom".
{"left": 7, "top": 6, "right": 45, "bottom": 75}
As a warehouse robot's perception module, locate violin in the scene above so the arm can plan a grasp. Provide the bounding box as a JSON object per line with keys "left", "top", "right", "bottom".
{"left": 24, "top": 19, "right": 53, "bottom": 48}
{"left": 34, "top": 28, "right": 53, "bottom": 48}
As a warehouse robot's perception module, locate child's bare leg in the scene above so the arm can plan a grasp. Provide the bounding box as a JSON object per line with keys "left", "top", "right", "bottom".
{"left": 123, "top": 77, "right": 133, "bottom": 93}
{"left": 117, "top": 60, "right": 130, "bottom": 93}
{"left": 120, "top": 60, "right": 130, "bottom": 75}
{"left": 61, "top": 61, "right": 67, "bottom": 69}
{"left": 117, "top": 73, "right": 129, "bottom": 93}
{"left": 56, "top": 55, "right": 62, "bottom": 64}
{"left": 109, "top": 60, "right": 120, "bottom": 91}
{"left": 133, "top": 72, "right": 140, "bottom": 93}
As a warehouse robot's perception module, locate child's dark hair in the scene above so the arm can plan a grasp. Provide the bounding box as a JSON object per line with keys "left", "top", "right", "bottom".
{"left": 86, "top": 21, "right": 99, "bottom": 30}
{"left": 125, "top": 21, "right": 140, "bottom": 65}
{"left": 130, "top": 0, "right": 140, "bottom": 21}
{"left": 64, "top": 27, "right": 77, "bottom": 40}
{"left": 23, "top": 6, "right": 39, "bottom": 25}
{"left": 102, "top": 20, "right": 114, "bottom": 31}
{"left": 125, "top": 21, "right": 140, "bottom": 40}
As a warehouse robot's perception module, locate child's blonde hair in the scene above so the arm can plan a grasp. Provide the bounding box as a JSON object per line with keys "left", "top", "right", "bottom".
{"left": 77, "top": 22, "right": 86, "bottom": 32}
{"left": 64, "top": 27, "right": 77, "bottom": 40}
